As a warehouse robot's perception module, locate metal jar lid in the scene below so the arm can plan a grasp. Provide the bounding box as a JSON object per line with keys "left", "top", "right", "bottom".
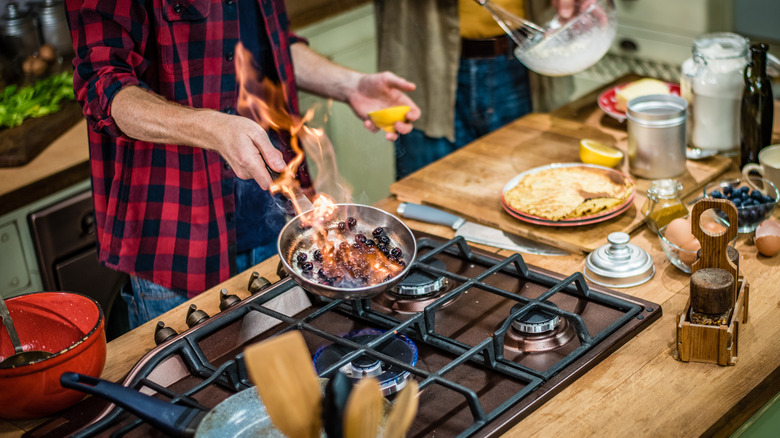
{"left": 626, "top": 95, "right": 687, "bottom": 127}
{"left": 583, "top": 232, "right": 655, "bottom": 288}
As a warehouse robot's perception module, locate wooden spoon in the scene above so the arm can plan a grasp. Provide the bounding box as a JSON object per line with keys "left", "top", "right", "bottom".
{"left": 343, "top": 378, "right": 383, "bottom": 438}
{"left": 244, "top": 331, "right": 322, "bottom": 438}
{"left": 382, "top": 380, "right": 419, "bottom": 438}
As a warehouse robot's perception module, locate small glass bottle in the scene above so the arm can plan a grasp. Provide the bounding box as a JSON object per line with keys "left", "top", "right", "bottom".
{"left": 740, "top": 43, "right": 774, "bottom": 170}
{"left": 642, "top": 179, "right": 689, "bottom": 233}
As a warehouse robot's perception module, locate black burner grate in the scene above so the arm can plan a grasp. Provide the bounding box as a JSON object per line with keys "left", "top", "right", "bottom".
{"left": 41, "top": 235, "right": 660, "bottom": 438}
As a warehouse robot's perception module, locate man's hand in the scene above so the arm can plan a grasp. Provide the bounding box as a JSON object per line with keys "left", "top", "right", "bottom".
{"left": 206, "top": 113, "right": 286, "bottom": 190}
{"left": 552, "top": 0, "right": 596, "bottom": 19}
{"left": 348, "top": 71, "right": 421, "bottom": 141}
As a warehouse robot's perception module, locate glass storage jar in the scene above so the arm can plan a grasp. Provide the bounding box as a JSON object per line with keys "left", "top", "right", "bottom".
{"left": 681, "top": 33, "right": 749, "bottom": 156}
{"left": 641, "top": 179, "right": 689, "bottom": 233}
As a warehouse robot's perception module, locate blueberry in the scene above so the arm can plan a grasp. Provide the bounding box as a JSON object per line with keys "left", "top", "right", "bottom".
{"left": 723, "top": 186, "right": 733, "bottom": 196}
{"left": 741, "top": 186, "right": 750, "bottom": 194}
{"left": 338, "top": 221, "right": 346, "bottom": 231}
{"left": 372, "top": 227, "right": 384, "bottom": 237}
{"left": 764, "top": 195, "right": 776, "bottom": 204}
{"left": 711, "top": 190, "right": 724, "bottom": 198}
{"left": 731, "top": 198, "right": 743, "bottom": 207}
{"left": 296, "top": 252, "right": 308, "bottom": 263}
{"left": 365, "top": 239, "right": 376, "bottom": 246}
{"left": 378, "top": 235, "right": 390, "bottom": 245}
{"left": 390, "top": 247, "right": 402, "bottom": 257}
{"left": 346, "top": 217, "right": 357, "bottom": 229}
{"left": 355, "top": 233, "right": 367, "bottom": 243}
{"left": 313, "top": 249, "right": 323, "bottom": 262}
{"left": 301, "top": 261, "right": 314, "bottom": 271}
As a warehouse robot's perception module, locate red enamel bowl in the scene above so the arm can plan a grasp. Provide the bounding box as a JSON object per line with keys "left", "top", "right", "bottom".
{"left": 0, "top": 291, "right": 106, "bottom": 419}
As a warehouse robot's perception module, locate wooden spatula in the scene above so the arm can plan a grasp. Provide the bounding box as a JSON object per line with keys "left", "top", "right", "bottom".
{"left": 244, "top": 331, "right": 322, "bottom": 438}
{"left": 382, "top": 380, "right": 419, "bottom": 438}
{"left": 343, "top": 378, "right": 383, "bottom": 438}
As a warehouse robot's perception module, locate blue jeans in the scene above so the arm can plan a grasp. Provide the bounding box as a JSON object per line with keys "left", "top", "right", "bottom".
{"left": 395, "top": 52, "right": 532, "bottom": 179}
{"left": 120, "top": 245, "right": 275, "bottom": 329}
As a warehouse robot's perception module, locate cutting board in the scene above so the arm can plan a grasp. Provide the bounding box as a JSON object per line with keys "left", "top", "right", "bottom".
{"left": 390, "top": 113, "right": 732, "bottom": 254}
{"left": 0, "top": 99, "right": 84, "bottom": 168}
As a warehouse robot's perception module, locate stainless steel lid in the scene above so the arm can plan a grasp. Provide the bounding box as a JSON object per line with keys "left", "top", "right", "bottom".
{"left": 583, "top": 232, "right": 655, "bottom": 288}
{"left": 626, "top": 95, "right": 687, "bottom": 127}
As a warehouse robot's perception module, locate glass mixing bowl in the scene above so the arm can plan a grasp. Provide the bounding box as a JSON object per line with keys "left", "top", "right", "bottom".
{"left": 514, "top": 0, "right": 616, "bottom": 76}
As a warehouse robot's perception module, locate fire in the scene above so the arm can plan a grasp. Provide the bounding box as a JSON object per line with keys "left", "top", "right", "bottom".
{"left": 234, "top": 43, "right": 405, "bottom": 288}
{"left": 234, "top": 43, "right": 350, "bottom": 221}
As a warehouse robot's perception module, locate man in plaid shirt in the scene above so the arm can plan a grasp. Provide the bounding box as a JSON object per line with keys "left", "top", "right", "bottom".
{"left": 66, "top": 0, "right": 420, "bottom": 329}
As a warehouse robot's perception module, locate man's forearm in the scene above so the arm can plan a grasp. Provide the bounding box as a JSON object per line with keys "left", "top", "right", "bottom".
{"left": 290, "top": 42, "right": 362, "bottom": 102}
{"left": 111, "top": 85, "right": 222, "bottom": 151}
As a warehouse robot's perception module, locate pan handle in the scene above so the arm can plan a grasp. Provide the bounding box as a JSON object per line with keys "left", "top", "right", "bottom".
{"left": 61, "top": 372, "right": 206, "bottom": 438}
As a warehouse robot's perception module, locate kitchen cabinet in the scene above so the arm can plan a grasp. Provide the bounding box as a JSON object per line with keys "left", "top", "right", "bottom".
{"left": 296, "top": 3, "right": 396, "bottom": 205}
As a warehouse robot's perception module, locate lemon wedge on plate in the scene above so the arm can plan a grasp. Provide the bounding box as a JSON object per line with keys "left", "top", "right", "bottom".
{"left": 579, "top": 139, "right": 623, "bottom": 168}
{"left": 368, "top": 105, "right": 410, "bottom": 133}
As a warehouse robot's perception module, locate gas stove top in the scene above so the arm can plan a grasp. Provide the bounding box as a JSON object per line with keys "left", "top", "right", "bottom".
{"left": 28, "top": 233, "right": 661, "bottom": 438}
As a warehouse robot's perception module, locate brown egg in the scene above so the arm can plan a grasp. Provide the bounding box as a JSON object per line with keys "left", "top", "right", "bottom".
{"left": 38, "top": 44, "right": 56, "bottom": 63}
{"left": 665, "top": 217, "right": 696, "bottom": 248}
{"left": 29, "top": 57, "right": 47, "bottom": 76}
{"left": 679, "top": 238, "right": 701, "bottom": 266}
{"left": 755, "top": 219, "right": 780, "bottom": 257}
{"left": 700, "top": 215, "right": 727, "bottom": 234}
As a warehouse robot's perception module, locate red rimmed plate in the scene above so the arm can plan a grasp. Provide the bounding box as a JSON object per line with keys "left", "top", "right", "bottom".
{"left": 598, "top": 82, "right": 681, "bottom": 122}
{"left": 501, "top": 163, "right": 636, "bottom": 227}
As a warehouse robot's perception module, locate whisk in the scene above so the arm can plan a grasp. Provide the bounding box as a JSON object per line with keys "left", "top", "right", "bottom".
{"left": 475, "top": 0, "right": 545, "bottom": 51}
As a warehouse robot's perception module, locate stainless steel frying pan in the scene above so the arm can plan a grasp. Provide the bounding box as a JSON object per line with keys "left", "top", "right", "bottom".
{"left": 277, "top": 204, "right": 417, "bottom": 300}
{"left": 60, "top": 372, "right": 283, "bottom": 437}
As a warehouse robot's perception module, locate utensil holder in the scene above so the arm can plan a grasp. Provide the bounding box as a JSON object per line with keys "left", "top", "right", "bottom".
{"left": 675, "top": 199, "right": 749, "bottom": 366}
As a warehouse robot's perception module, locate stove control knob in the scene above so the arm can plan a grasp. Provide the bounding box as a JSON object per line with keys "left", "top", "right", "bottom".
{"left": 248, "top": 272, "right": 271, "bottom": 294}
{"left": 219, "top": 288, "right": 241, "bottom": 310}
{"left": 186, "top": 304, "right": 209, "bottom": 327}
{"left": 154, "top": 321, "right": 178, "bottom": 345}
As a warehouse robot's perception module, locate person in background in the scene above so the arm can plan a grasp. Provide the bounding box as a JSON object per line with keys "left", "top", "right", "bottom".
{"left": 374, "top": 0, "right": 578, "bottom": 179}
{"left": 65, "top": 0, "right": 420, "bottom": 329}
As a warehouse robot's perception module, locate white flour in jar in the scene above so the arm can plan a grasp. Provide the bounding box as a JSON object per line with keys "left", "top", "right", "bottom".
{"left": 683, "top": 37, "right": 748, "bottom": 154}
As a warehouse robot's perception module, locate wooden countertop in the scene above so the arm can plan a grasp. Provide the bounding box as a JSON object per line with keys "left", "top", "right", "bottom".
{"left": 2, "top": 78, "right": 780, "bottom": 437}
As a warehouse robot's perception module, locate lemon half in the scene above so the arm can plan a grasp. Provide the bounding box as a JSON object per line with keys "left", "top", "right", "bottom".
{"left": 368, "top": 105, "right": 410, "bottom": 133}
{"left": 579, "top": 139, "right": 623, "bottom": 168}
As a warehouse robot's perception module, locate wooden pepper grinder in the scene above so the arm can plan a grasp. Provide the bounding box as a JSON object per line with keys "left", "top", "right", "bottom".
{"left": 676, "top": 198, "right": 749, "bottom": 366}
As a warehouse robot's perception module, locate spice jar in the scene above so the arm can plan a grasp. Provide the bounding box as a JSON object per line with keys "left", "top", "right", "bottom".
{"left": 681, "top": 33, "right": 749, "bottom": 156}
{"left": 641, "top": 179, "right": 689, "bottom": 233}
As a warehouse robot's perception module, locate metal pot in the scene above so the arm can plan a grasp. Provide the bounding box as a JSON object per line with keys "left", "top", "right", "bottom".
{"left": 277, "top": 204, "right": 417, "bottom": 300}
{"left": 60, "top": 372, "right": 285, "bottom": 438}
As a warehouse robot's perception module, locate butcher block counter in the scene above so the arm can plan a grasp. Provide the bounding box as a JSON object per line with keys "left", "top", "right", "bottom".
{"left": 2, "top": 84, "right": 780, "bottom": 437}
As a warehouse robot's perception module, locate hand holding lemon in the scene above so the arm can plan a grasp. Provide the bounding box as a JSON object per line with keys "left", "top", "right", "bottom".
{"left": 368, "top": 105, "right": 411, "bottom": 133}
{"left": 579, "top": 139, "right": 624, "bottom": 168}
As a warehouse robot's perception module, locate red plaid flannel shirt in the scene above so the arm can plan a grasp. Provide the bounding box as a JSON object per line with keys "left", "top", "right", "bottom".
{"left": 65, "top": 0, "right": 303, "bottom": 296}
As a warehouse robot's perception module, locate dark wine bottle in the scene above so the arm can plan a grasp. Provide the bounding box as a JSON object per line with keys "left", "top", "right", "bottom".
{"left": 740, "top": 43, "right": 774, "bottom": 170}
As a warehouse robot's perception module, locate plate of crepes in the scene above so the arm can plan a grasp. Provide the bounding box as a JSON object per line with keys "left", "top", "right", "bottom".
{"left": 501, "top": 163, "right": 636, "bottom": 227}
{"left": 598, "top": 78, "right": 681, "bottom": 122}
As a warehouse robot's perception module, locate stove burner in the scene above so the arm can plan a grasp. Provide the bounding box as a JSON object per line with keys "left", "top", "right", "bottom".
{"left": 372, "top": 259, "right": 458, "bottom": 313}
{"left": 313, "top": 329, "right": 418, "bottom": 396}
{"left": 512, "top": 306, "right": 561, "bottom": 334}
{"left": 394, "top": 259, "right": 448, "bottom": 297}
{"left": 504, "top": 302, "right": 577, "bottom": 353}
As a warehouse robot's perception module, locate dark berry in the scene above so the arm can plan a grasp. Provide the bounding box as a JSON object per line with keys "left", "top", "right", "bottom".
{"left": 296, "top": 253, "right": 307, "bottom": 263}
{"left": 378, "top": 235, "right": 390, "bottom": 245}
{"left": 372, "top": 227, "right": 384, "bottom": 237}
{"left": 390, "top": 247, "right": 402, "bottom": 257}
{"left": 750, "top": 190, "right": 763, "bottom": 199}
{"left": 347, "top": 217, "right": 357, "bottom": 229}
{"left": 396, "top": 259, "right": 406, "bottom": 267}
{"left": 313, "top": 249, "right": 323, "bottom": 262}
{"left": 355, "top": 233, "right": 367, "bottom": 243}
{"left": 338, "top": 221, "right": 346, "bottom": 231}
{"left": 301, "top": 262, "right": 313, "bottom": 271}
{"left": 723, "top": 186, "right": 733, "bottom": 196}
{"left": 365, "top": 239, "right": 375, "bottom": 246}
{"left": 318, "top": 268, "right": 328, "bottom": 278}
{"left": 711, "top": 190, "right": 723, "bottom": 199}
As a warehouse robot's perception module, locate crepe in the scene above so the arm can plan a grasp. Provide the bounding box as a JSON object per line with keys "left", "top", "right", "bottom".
{"left": 504, "top": 166, "right": 633, "bottom": 221}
